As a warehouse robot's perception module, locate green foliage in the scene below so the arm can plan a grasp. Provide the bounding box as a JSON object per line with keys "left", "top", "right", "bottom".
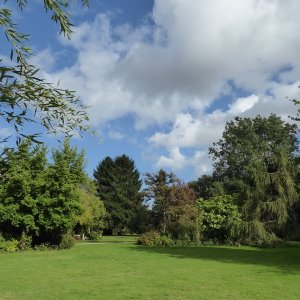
{"left": 137, "top": 230, "right": 162, "bottom": 246}
{"left": 189, "top": 175, "right": 224, "bottom": 200}
{"left": 0, "top": 140, "right": 47, "bottom": 238}
{"left": 36, "top": 139, "right": 85, "bottom": 245}
{"left": 137, "top": 231, "right": 175, "bottom": 247}
{"left": 0, "top": 1, "right": 89, "bottom": 143}
{"left": 94, "top": 155, "right": 143, "bottom": 234}
{"left": 145, "top": 170, "right": 199, "bottom": 240}
{"left": 76, "top": 179, "right": 106, "bottom": 239}
{"left": 0, "top": 237, "right": 19, "bottom": 253}
{"left": 209, "top": 114, "right": 298, "bottom": 245}
{"left": 58, "top": 233, "right": 75, "bottom": 250}
{"left": 18, "top": 232, "right": 32, "bottom": 251}
{"left": 33, "top": 243, "right": 49, "bottom": 251}
{"left": 0, "top": 138, "right": 87, "bottom": 248}
{"left": 144, "top": 169, "right": 178, "bottom": 234}
{"left": 198, "top": 195, "right": 240, "bottom": 242}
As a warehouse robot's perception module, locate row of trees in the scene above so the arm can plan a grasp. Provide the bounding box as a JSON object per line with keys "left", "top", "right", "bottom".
{"left": 90, "top": 114, "right": 300, "bottom": 247}
{"left": 1, "top": 114, "right": 299, "bottom": 249}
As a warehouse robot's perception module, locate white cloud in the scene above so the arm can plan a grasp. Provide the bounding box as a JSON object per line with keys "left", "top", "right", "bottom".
{"left": 192, "top": 151, "right": 213, "bottom": 177}
{"left": 156, "top": 147, "right": 187, "bottom": 171}
{"left": 30, "top": 49, "right": 56, "bottom": 71}
{"left": 38, "top": 0, "right": 300, "bottom": 177}
{"left": 108, "top": 130, "right": 126, "bottom": 140}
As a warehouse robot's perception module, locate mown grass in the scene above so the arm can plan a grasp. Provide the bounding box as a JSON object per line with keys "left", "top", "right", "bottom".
{"left": 0, "top": 240, "right": 299, "bottom": 299}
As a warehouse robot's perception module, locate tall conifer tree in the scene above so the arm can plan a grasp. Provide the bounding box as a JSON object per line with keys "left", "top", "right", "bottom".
{"left": 94, "top": 155, "right": 143, "bottom": 234}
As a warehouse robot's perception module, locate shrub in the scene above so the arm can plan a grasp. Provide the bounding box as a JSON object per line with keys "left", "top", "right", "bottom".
{"left": 89, "top": 231, "right": 103, "bottom": 241}
{"left": 59, "top": 233, "right": 75, "bottom": 249}
{"left": 0, "top": 238, "right": 19, "bottom": 253}
{"left": 137, "top": 231, "right": 176, "bottom": 247}
{"left": 18, "top": 232, "right": 32, "bottom": 251}
{"left": 34, "top": 243, "right": 49, "bottom": 251}
{"left": 137, "top": 231, "right": 161, "bottom": 246}
{"left": 158, "top": 235, "right": 175, "bottom": 246}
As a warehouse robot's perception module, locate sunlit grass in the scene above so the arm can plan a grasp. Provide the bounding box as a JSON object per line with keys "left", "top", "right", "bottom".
{"left": 0, "top": 240, "right": 299, "bottom": 299}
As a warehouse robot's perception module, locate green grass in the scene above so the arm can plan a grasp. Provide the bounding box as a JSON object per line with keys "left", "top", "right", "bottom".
{"left": 0, "top": 241, "right": 300, "bottom": 299}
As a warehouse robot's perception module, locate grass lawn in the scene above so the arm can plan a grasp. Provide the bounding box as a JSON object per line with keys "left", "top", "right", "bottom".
{"left": 0, "top": 240, "right": 300, "bottom": 300}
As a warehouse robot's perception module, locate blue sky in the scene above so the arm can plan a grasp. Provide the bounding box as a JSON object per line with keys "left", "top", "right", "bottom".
{"left": 1, "top": 0, "right": 300, "bottom": 182}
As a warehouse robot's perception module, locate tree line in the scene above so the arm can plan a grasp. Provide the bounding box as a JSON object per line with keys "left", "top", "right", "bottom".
{"left": 94, "top": 114, "right": 300, "bottom": 247}
{"left": 0, "top": 113, "right": 300, "bottom": 251}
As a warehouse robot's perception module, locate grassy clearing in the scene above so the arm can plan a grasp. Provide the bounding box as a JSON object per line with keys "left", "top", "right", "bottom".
{"left": 0, "top": 241, "right": 299, "bottom": 299}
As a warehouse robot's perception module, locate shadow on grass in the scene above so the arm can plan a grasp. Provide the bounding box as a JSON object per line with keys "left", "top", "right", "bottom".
{"left": 132, "top": 242, "right": 300, "bottom": 274}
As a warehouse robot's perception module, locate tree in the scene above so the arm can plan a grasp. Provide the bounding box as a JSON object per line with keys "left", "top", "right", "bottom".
{"left": 189, "top": 174, "right": 224, "bottom": 200}
{"left": 209, "top": 114, "right": 298, "bottom": 245}
{"left": 94, "top": 155, "right": 143, "bottom": 235}
{"left": 144, "top": 169, "right": 177, "bottom": 234}
{"left": 0, "top": 140, "right": 48, "bottom": 240}
{"left": 166, "top": 182, "right": 199, "bottom": 240}
{"left": 0, "top": 0, "right": 89, "bottom": 143}
{"left": 38, "top": 139, "right": 86, "bottom": 244}
{"left": 145, "top": 170, "right": 199, "bottom": 240}
{"left": 76, "top": 179, "right": 106, "bottom": 240}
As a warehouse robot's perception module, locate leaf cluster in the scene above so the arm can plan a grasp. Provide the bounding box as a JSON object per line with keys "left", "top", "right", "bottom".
{"left": 0, "top": 1, "right": 90, "bottom": 143}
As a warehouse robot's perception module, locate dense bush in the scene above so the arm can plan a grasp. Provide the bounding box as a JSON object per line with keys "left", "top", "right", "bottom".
{"left": 137, "top": 231, "right": 176, "bottom": 246}
{"left": 137, "top": 231, "right": 161, "bottom": 246}
{"left": 198, "top": 195, "right": 240, "bottom": 242}
{"left": 0, "top": 236, "right": 19, "bottom": 253}
{"left": 137, "top": 231, "right": 206, "bottom": 247}
{"left": 59, "top": 233, "right": 75, "bottom": 250}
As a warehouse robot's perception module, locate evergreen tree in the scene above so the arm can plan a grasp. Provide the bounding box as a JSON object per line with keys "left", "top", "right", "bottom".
{"left": 144, "top": 169, "right": 177, "bottom": 234}
{"left": 209, "top": 114, "right": 298, "bottom": 245}
{"left": 94, "top": 155, "right": 143, "bottom": 234}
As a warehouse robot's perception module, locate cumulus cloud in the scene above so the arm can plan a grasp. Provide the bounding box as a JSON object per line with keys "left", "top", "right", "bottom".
{"left": 156, "top": 147, "right": 188, "bottom": 171}
{"left": 108, "top": 130, "right": 126, "bottom": 140}
{"left": 38, "top": 0, "right": 300, "bottom": 177}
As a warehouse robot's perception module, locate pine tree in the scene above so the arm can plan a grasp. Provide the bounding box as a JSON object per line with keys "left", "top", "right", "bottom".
{"left": 94, "top": 155, "right": 143, "bottom": 234}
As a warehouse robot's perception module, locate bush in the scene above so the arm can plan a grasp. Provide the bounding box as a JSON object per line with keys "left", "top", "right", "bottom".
{"left": 34, "top": 243, "right": 49, "bottom": 251}
{"left": 137, "top": 231, "right": 176, "bottom": 247}
{"left": 158, "top": 235, "right": 175, "bottom": 247}
{"left": 89, "top": 231, "right": 103, "bottom": 241}
{"left": 59, "top": 233, "right": 75, "bottom": 249}
{"left": 137, "top": 231, "right": 161, "bottom": 246}
{"left": 18, "top": 232, "right": 32, "bottom": 251}
{"left": 0, "top": 237, "right": 19, "bottom": 253}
